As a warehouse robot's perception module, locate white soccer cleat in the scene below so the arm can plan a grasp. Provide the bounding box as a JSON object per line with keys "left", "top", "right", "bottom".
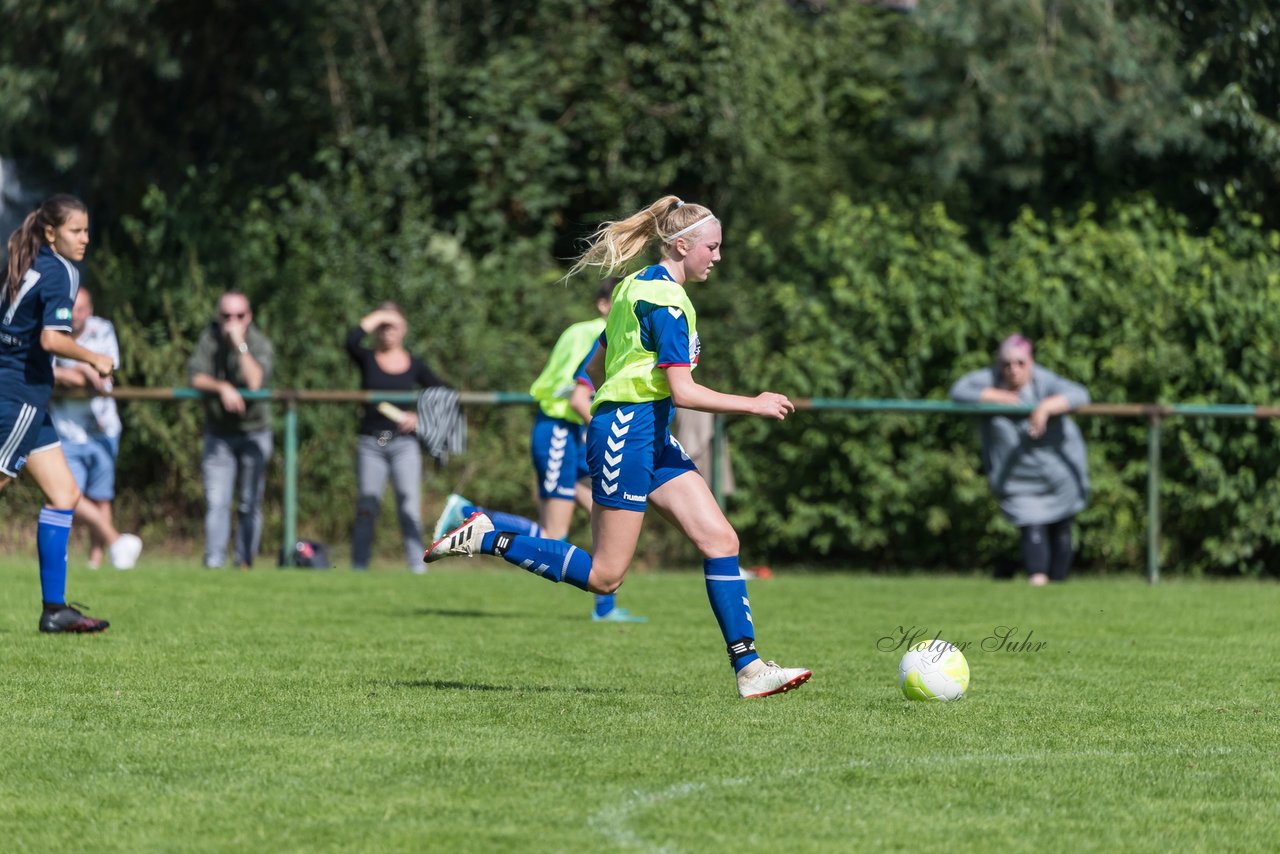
{"left": 108, "top": 533, "right": 143, "bottom": 570}
{"left": 736, "top": 659, "right": 812, "bottom": 699}
{"left": 423, "top": 512, "right": 494, "bottom": 563}
{"left": 432, "top": 493, "right": 472, "bottom": 543}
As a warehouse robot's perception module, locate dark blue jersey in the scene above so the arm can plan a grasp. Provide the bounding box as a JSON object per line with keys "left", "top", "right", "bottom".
{"left": 0, "top": 245, "right": 79, "bottom": 405}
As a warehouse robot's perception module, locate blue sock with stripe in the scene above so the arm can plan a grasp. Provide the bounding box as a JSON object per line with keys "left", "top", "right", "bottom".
{"left": 553, "top": 534, "right": 612, "bottom": 616}
{"left": 704, "top": 556, "right": 759, "bottom": 672}
{"left": 479, "top": 531, "right": 591, "bottom": 590}
{"left": 472, "top": 506, "right": 542, "bottom": 538}
{"left": 37, "top": 507, "right": 74, "bottom": 606}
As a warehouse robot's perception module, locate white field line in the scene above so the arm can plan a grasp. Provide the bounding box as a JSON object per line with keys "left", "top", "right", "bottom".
{"left": 588, "top": 745, "right": 1241, "bottom": 852}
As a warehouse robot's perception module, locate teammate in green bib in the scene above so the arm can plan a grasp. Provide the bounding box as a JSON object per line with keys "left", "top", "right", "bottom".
{"left": 430, "top": 280, "right": 645, "bottom": 622}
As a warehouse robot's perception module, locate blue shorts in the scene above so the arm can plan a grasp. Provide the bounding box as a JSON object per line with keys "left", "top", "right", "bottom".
{"left": 531, "top": 412, "right": 588, "bottom": 500}
{"left": 63, "top": 434, "right": 120, "bottom": 500}
{"left": 0, "top": 402, "right": 60, "bottom": 477}
{"left": 587, "top": 399, "right": 698, "bottom": 511}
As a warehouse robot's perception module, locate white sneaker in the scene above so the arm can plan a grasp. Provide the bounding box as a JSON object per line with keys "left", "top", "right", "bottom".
{"left": 108, "top": 533, "right": 143, "bottom": 570}
{"left": 432, "top": 493, "right": 472, "bottom": 542}
{"left": 736, "top": 659, "right": 812, "bottom": 699}
{"left": 423, "top": 512, "right": 494, "bottom": 563}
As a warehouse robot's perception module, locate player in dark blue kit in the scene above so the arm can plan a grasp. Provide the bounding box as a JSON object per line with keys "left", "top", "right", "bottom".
{"left": 1, "top": 195, "right": 143, "bottom": 633}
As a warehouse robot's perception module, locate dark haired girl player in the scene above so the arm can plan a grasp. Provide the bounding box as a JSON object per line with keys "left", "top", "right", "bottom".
{"left": 0, "top": 195, "right": 143, "bottom": 633}
{"left": 427, "top": 196, "right": 810, "bottom": 698}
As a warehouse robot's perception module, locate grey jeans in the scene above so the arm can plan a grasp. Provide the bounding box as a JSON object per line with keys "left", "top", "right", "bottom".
{"left": 352, "top": 433, "right": 424, "bottom": 570}
{"left": 202, "top": 429, "right": 273, "bottom": 567}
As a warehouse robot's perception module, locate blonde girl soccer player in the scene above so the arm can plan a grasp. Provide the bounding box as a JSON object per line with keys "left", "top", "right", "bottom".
{"left": 427, "top": 196, "right": 810, "bottom": 698}
{"left": 0, "top": 195, "right": 143, "bottom": 633}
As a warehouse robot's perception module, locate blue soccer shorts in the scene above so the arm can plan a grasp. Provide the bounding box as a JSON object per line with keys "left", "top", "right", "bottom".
{"left": 530, "top": 412, "right": 589, "bottom": 500}
{"left": 62, "top": 434, "right": 120, "bottom": 501}
{"left": 0, "top": 402, "right": 61, "bottom": 478}
{"left": 587, "top": 399, "right": 698, "bottom": 511}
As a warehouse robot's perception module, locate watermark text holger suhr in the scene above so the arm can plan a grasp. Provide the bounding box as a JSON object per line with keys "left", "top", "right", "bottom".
{"left": 878, "top": 625, "right": 1048, "bottom": 656}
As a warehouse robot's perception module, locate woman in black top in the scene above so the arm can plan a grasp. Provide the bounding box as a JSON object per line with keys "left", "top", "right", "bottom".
{"left": 346, "top": 303, "right": 445, "bottom": 571}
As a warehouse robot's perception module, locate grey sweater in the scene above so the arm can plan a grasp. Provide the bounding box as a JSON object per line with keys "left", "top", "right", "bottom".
{"left": 949, "top": 365, "right": 1090, "bottom": 526}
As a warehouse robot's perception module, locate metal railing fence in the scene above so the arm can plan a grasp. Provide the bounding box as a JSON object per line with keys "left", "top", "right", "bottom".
{"left": 91, "top": 388, "right": 1280, "bottom": 580}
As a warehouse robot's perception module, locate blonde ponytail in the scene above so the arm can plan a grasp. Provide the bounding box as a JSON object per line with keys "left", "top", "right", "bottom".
{"left": 566, "top": 195, "right": 717, "bottom": 280}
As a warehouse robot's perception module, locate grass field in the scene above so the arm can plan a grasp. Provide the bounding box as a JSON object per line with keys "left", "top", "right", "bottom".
{"left": 1, "top": 556, "right": 1276, "bottom": 852}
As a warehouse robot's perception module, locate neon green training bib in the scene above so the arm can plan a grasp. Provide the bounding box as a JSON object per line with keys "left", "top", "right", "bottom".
{"left": 529, "top": 318, "right": 605, "bottom": 424}
{"left": 593, "top": 267, "right": 699, "bottom": 412}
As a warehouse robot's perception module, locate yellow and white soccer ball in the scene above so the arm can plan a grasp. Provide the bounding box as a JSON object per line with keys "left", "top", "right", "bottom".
{"left": 898, "top": 639, "right": 970, "bottom": 701}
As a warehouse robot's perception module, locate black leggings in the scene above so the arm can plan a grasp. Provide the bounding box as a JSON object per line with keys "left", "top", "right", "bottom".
{"left": 1019, "top": 517, "right": 1074, "bottom": 581}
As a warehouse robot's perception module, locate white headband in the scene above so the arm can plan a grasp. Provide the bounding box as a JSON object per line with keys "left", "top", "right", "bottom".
{"left": 666, "top": 214, "right": 717, "bottom": 243}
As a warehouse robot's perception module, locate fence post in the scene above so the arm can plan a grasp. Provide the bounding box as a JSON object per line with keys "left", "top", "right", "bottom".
{"left": 1146, "top": 413, "right": 1162, "bottom": 584}
{"left": 282, "top": 397, "right": 299, "bottom": 567}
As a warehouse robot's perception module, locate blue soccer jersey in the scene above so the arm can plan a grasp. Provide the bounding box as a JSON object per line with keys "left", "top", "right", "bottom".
{"left": 575, "top": 268, "right": 697, "bottom": 389}
{"left": 631, "top": 265, "right": 696, "bottom": 369}
{"left": 584, "top": 265, "right": 701, "bottom": 511}
{"left": 0, "top": 245, "right": 79, "bottom": 406}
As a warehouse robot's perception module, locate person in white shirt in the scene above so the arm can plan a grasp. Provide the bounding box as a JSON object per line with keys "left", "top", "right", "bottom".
{"left": 52, "top": 286, "right": 123, "bottom": 569}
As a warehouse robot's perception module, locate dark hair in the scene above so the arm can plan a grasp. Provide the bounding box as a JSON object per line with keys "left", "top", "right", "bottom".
{"left": 4, "top": 194, "right": 88, "bottom": 303}
{"left": 596, "top": 277, "right": 620, "bottom": 303}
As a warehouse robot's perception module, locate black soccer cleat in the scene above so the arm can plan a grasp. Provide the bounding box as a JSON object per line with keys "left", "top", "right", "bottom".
{"left": 39, "top": 603, "right": 110, "bottom": 634}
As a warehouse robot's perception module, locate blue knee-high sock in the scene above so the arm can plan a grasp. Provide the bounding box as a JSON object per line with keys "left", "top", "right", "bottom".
{"left": 551, "top": 534, "right": 612, "bottom": 616}
{"left": 479, "top": 531, "right": 591, "bottom": 590}
{"left": 704, "top": 556, "right": 759, "bottom": 672}
{"left": 473, "top": 506, "right": 542, "bottom": 537}
{"left": 37, "top": 507, "right": 74, "bottom": 607}
{"left": 575, "top": 531, "right": 614, "bottom": 616}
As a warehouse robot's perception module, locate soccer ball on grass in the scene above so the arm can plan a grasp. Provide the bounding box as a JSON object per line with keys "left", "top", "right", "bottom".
{"left": 898, "top": 639, "right": 969, "bottom": 701}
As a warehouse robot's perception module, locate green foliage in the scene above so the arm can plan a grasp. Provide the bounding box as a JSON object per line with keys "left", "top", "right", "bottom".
{"left": 1138, "top": 0, "right": 1280, "bottom": 217}
{"left": 720, "top": 196, "right": 1280, "bottom": 576}
{"left": 894, "top": 0, "right": 1202, "bottom": 221}
{"left": 3, "top": 0, "right": 1280, "bottom": 572}
{"left": 93, "top": 164, "right": 590, "bottom": 549}
{"left": 0, "top": 0, "right": 338, "bottom": 209}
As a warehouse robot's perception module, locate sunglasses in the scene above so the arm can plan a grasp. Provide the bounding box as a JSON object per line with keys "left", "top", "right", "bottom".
{"left": 220, "top": 312, "right": 248, "bottom": 320}
{"left": 1000, "top": 359, "right": 1028, "bottom": 368}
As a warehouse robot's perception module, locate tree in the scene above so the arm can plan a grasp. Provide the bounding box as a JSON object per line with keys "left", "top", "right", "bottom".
{"left": 892, "top": 1, "right": 1203, "bottom": 224}
{"left": 1136, "top": 0, "right": 1280, "bottom": 223}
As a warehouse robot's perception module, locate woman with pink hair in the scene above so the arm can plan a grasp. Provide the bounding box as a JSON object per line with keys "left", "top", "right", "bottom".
{"left": 950, "top": 335, "right": 1090, "bottom": 585}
